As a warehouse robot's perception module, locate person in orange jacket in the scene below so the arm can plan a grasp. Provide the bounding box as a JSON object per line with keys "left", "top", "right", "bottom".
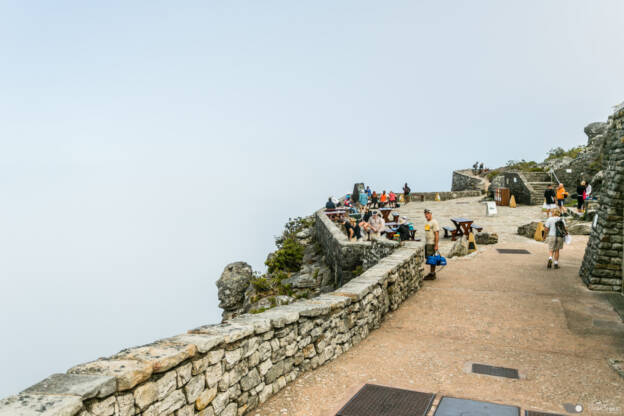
{"left": 556, "top": 183, "right": 568, "bottom": 214}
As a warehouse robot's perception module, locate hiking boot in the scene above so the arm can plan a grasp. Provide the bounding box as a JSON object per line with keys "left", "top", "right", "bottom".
{"left": 547, "top": 259, "right": 552, "bottom": 269}
{"left": 424, "top": 273, "right": 437, "bottom": 281}
{"left": 554, "top": 263, "right": 559, "bottom": 269}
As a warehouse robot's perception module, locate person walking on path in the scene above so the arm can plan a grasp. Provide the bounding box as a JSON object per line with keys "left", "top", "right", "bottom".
{"left": 423, "top": 208, "right": 440, "bottom": 280}
{"left": 543, "top": 184, "right": 556, "bottom": 217}
{"left": 403, "top": 183, "right": 411, "bottom": 204}
{"left": 576, "top": 181, "right": 586, "bottom": 213}
{"left": 556, "top": 183, "right": 568, "bottom": 215}
{"left": 544, "top": 208, "right": 567, "bottom": 269}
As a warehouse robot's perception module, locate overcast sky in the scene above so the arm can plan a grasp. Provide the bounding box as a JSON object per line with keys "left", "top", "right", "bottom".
{"left": 1, "top": 0, "right": 623, "bottom": 398}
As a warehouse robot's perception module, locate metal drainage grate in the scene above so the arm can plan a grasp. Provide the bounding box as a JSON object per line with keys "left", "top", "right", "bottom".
{"left": 336, "top": 384, "right": 434, "bottom": 416}
{"left": 526, "top": 411, "right": 564, "bottom": 416}
{"left": 497, "top": 248, "right": 531, "bottom": 254}
{"left": 435, "top": 397, "right": 520, "bottom": 416}
{"left": 472, "top": 363, "right": 519, "bottom": 379}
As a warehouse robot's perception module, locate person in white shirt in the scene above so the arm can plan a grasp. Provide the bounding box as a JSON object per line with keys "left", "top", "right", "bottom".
{"left": 543, "top": 208, "right": 567, "bottom": 269}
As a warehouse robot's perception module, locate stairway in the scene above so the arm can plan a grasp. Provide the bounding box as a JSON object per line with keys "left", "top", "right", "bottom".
{"left": 523, "top": 172, "right": 553, "bottom": 204}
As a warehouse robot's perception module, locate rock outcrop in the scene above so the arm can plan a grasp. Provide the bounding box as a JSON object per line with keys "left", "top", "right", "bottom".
{"left": 216, "top": 262, "right": 253, "bottom": 320}
{"left": 580, "top": 105, "right": 624, "bottom": 292}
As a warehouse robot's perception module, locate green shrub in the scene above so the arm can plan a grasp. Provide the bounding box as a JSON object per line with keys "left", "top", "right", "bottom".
{"left": 250, "top": 307, "right": 267, "bottom": 314}
{"left": 546, "top": 146, "right": 584, "bottom": 160}
{"left": 268, "top": 296, "right": 277, "bottom": 308}
{"left": 265, "top": 237, "right": 305, "bottom": 273}
{"left": 251, "top": 277, "right": 271, "bottom": 292}
{"left": 352, "top": 265, "right": 364, "bottom": 277}
{"left": 505, "top": 159, "right": 544, "bottom": 172}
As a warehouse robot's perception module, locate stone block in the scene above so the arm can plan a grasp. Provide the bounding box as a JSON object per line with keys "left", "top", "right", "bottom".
{"left": 0, "top": 394, "right": 83, "bottom": 416}
{"left": 68, "top": 359, "right": 152, "bottom": 392}
{"left": 113, "top": 344, "right": 196, "bottom": 374}
{"left": 22, "top": 373, "right": 116, "bottom": 400}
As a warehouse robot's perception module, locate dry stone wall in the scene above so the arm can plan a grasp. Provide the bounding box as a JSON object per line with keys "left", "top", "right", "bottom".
{"left": 451, "top": 170, "right": 487, "bottom": 192}
{"left": 0, "top": 243, "right": 425, "bottom": 416}
{"left": 579, "top": 107, "right": 624, "bottom": 292}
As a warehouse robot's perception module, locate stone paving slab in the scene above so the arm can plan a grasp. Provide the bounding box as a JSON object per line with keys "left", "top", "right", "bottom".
{"left": 0, "top": 394, "right": 83, "bottom": 416}
{"left": 22, "top": 373, "right": 115, "bottom": 400}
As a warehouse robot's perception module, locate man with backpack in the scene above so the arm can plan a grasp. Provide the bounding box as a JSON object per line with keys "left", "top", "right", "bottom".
{"left": 544, "top": 208, "right": 567, "bottom": 269}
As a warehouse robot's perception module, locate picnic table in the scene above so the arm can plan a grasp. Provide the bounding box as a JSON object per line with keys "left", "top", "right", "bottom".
{"left": 450, "top": 217, "right": 474, "bottom": 241}
{"left": 379, "top": 207, "right": 393, "bottom": 222}
{"left": 325, "top": 208, "right": 347, "bottom": 222}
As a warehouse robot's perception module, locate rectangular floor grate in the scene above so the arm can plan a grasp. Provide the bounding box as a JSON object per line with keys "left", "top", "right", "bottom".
{"left": 525, "top": 411, "right": 564, "bottom": 416}
{"left": 472, "top": 363, "right": 519, "bottom": 379}
{"left": 336, "top": 384, "right": 434, "bottom": 416}
{"left": 497, "top": 248, "right": 531, "bottom": 254}
{"left": 435, "top": 397, "right": 520, "bottom": 416}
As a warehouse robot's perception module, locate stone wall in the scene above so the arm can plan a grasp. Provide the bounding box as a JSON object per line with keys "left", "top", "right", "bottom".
{"left": 501, "top": 172, "right": 534, "bottom": 205}
{"left": 408, "top": 189, "right": 482, "bottom": 202}
{"left": 314, "top": 209, "right": 373, "bottom": 286}
{"left": 579, "top": 107, "right": 624, "bottom": 292}
{"left": 0, "top": 244, "right": 425, "bottom": 416}
{"left": 451, "top": 170, "right": 487, "bottom": 192}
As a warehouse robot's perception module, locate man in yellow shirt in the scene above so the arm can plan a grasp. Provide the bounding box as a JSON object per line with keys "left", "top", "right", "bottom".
{"left": 424, "top": 208, "right": 440, "bottom": 280}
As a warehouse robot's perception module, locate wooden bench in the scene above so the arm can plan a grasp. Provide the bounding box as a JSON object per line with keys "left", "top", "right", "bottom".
{"left": 442, "top": 226, "right": 455, "bottom": 238}
{"left": 471, "top": 224, "right": 483, "bottom": 233}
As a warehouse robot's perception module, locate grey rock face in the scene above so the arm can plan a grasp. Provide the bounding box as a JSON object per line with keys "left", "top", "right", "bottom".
{"left": 517, "top": 221, "right": 541, "bottom": 238}
{"left": 447, "top": 237, "right": 468, "bottom": 258}
{"left": 217, "top": 262, "right": 253, "bottom": 319}
{"left": 282, "top": 273, "right": 317, "bottom": 289}
{"left": 568, "top": 222, "right": 591, "bottom": 235}
{"left": 584, "top": 121, "right": 608, "bottom": 139}
{"left": 475, "top": 232, "right": 499, "bottom": 245}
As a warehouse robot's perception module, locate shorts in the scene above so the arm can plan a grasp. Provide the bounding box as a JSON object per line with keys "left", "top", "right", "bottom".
{"left": 425, "top": 244, "right": 436, "bottom": 257}
{"left": 547, "top": 236, "right": 564, "bottom": 251}
{"left": 557, "top": 199, "right": 564, "bottom": 207}
{"left": 543, "top": 203, "right": 556, "bottom": 210}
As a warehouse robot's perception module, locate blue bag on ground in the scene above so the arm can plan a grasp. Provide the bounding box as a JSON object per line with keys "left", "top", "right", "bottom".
{"left": 426, "top": 252, "right": 447, "bottom": 266}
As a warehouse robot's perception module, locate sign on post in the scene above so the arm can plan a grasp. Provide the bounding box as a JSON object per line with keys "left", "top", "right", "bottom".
{"left": 486, "top": 201, "right": 497, "bottom": 216}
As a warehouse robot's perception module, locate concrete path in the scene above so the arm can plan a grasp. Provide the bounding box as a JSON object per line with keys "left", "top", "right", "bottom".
{"left": 253, "top": 198, "right": 624, "bottom": 415}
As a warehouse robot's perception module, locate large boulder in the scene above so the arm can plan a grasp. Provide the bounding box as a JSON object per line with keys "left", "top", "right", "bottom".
{"left": 475, "top": 232, "right": 499, "bottom": 245}
{"left": 216, "top": 262, "right": 253, "bottom": 319}
{"left": 517, "top": 221, "right": 541, "bottom": 238}
{"left": 282, "top": 273, "right": 317, "bottom": 289}
{"left": 584, "top": 122, "right": 608, "bottom": 139}
{"left": 567, "top": 222, "right": 592, "bottom": 235}
{"left": 447, "top": 237, "right": 468, "bottom": 258}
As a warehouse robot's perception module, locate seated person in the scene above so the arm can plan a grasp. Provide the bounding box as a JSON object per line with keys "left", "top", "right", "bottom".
{"left": 325, "top": 197, "right": 336, "bottom": 209}
{"left": 362, "top": 207, "right": 372, "bottom": 222}
{"left": 344, "top": 217, "right": 362, "bottom": 241}
{"left": 368, "top": 211, "right": 385, "bottom": 238}
{"left": 397, "top": 216, "right": 411, "bottom": 241}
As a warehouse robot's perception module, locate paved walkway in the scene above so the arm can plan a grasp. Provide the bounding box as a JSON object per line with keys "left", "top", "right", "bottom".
{"left": 254, "top": 198, "right": 624, "bottom": 415}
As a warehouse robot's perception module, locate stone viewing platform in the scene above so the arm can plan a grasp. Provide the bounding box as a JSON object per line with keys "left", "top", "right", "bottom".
{"left": 1, "top": 105, "right": 621, "bottom": 416}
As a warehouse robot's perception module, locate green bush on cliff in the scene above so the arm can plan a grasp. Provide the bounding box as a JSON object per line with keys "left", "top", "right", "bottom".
{"left": 505, "top": 159, "right": 544, "bottom": 172}
{"left": 266, "top": 237, "right": 304, "bottom": 273}
{"left": 546, "top": 146, "right": 583, "bottom": 160}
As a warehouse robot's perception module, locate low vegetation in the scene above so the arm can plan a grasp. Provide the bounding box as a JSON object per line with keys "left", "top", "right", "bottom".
{"left": 546, "top": 146, "right": 584, "bottom": 160}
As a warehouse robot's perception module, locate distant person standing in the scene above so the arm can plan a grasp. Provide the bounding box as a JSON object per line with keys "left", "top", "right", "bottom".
{"left": 478, "top": 162, "right": 484, "bottom": 175}
{"left": 365, "top": 186, "right": 372, "bottom": 197}
{"left": 389, "top": 191, "right": 397, "bottom": 207}
{"left": 423, "top": 208, "right": 440, "bottom": 280}
{"left": 556, "top": 183, "right": 568, "bottom": 215}
{"left": 380, "top": 191, "right": 388, "bottom": 207}
{"left": 403, "top": 183, "right": 411, "bottom": 204}
{"left": 325, "top": 197, "right": 336, "bottom": 209}
{"left": 543, "top": 184, "right": 556, "bottom": 217}
{"left": 359, "top": 190, "right": 368, "bottom": 207}
{"left": 576, "top": 181, "right": 586, "bottom": 213}
{"left": 473, "top": 161, "right": 479, "bottom": 175}
{"left": 544, "top": 208, "right": 567, "bottom": 269}
{"left": 371, "top": 191, "right": 379, "bottom": 208}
